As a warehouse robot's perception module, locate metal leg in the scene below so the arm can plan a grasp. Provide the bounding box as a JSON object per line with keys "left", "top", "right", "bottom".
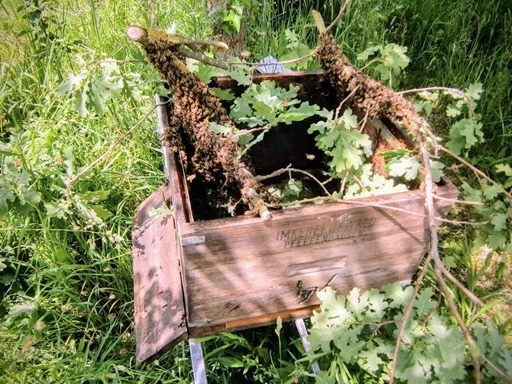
{"left": 295, "top": 319, "right": 320, "bottom": 376}
{"left": 189, "top": 340, "right": 208, "bottom": 384}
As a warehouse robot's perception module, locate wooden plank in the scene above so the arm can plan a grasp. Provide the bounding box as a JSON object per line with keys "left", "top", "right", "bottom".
{"left": 155, "top": 97, "right": 194, "bottom": 225}
{"left": 179, "top": 192, "right": 430, "bottom": 330}
{"left": 132, "top": 185, "right": 188, "bottom": 364}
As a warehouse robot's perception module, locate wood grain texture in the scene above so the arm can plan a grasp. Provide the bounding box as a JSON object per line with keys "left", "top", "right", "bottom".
{"left": 132, "top": 185, "right": 187, "bottom": 364}
{"left": 178, "top": 190, "right": 433, "bottom": 329}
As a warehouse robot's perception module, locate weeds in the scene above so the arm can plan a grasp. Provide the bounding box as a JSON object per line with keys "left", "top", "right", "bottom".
{"left": 1, "top": 0, "right": 510, "bottom": 382}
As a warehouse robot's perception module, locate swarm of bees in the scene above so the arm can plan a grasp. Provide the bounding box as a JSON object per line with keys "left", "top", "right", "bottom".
{"left": 127, "top": 26, "right": 267, "bottom": 217}
{"left": 316, "top": 32, "right": 422, "bottom": 142}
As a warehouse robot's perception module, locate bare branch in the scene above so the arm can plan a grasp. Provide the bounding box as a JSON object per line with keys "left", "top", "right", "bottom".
{"left": 325, "top": 0, "right": 353, "bottom": 33}
{"left": 255, "top": 165, "right": 330, "bottom": 196}
{"left": 127, "top": 25, "right": 229, "bottom": 70}
{"left": 436, "top": 217, "right": 489, "bottom": 226}
{"left": 178, "top": 46, "right": 229, "bottom": 70}
{"left": 433, "top": 195, "right": 485, "bottom": 206}
{"left": 434, "top": 266, "right": 482, "bottom": 383}
{"left": 438, "top": 145, "right": 512, "bottom": 199}
{"left": 311, "top": 10, "right": 326, "bottom": 34}
{"left": 266, "top": 195, "right": 432, "bottom": 219}
{"left": 334, "top": 85, "right": 361, "bottom": 122}
{"left": 389, "top": 253, "right": 433, "bottom": 383}
{"left": 232, "top": 125, "right": 270, "bottom": 139}
{"left": 397, "top": 86, "right": 467, "bottom": 98}
{"left": 440, "top": 264, "right": 484, "bottom": 306}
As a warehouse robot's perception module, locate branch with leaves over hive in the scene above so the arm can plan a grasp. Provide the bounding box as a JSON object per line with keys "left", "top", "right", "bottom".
{"left": 312, "top": 5, "right": 512, "bottom": 383}
{"left": 126, "top": 25, "right": 269, "bottom": 218}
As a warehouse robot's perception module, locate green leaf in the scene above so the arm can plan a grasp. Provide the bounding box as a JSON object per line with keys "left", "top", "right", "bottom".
{"left": 252, "top": 100, "right": 276, "bottom": 123}
{"left": 413, "top": 287, "right": 437, "bottom": 316}
{"left": 215, "top": 356, "right": 244, "bottom": 368}
{"left": 446, "top": 118, "right": 484, "bottom": 154}
{"left": 414, "top": 99, "right": 434, "bottom": 115}
{"left": 45, "top": 201, "right": 72, "bottom": 219}
{"left": 211, "top": 87, "right": 235, "bottom": 101}
{"left": 223, "top": 6, "right": 243, "bottom": 32}
{"left": 397, "top": 360, "right": 429, "bottom": 384}
{"left": 314, "top": 287, "right": 352, "bottom": 325}
{"left": 358, "top": 344, "right": 384, "bottom": 372}
{"left": 499, "top": 349, "right": 512, "bottom": 377}
{"left": 429, "top": 316, "right": 465, "bottom": 369}
{"left": 357, "top": 45, "right": 381, "bottom": 62}
{"left": 365, "top": 289, "right": 389, "bottom": 322}
{"left": 461, "top": 182, "right": 483, "bottom": 202}
{"left": 58, "top": 72, "right": 86, "bottom": 95}
{"left": 241, "top": 129, "right": 268, "bottom": 154}
{"left": 230, "top": 95, "right": 253, "bottom": 122}
{"left": 446, "top": 106, "right": 461, "bottom": 117}
{"left": 89, "top": 205, "right": 112, "bottom": 220}
{"left": 90, "top": 85, "right": 106, "bottom": 115}
{"left": 488, "top": 230, "right": 507, "bottom": 250}
{"left": 79, "top": 190, "right": 111, "bottom": 202}
{"left": 63, "top": 148, "right": 75, "bottom": 176}
{"left": 339, "top": 108, "right": 358, "bottom": 129}
{"left": 332, "top": 325, "right": 365, "bottom": 361}
{"left": 308, "top": 120, "right": 330, "bottom": 135}
{"left": 93, "top": 72, "right": 123, "bottom": 99}
{"left": 75, "top": 88, "right": 88, "bottom": 117}
{"left": 282, "top": 179, "right": 303, "bottom": 199}
{"left": 209, "top": 122, "right": 234, "bottom": 136}
{"left": 466, "top": 82, "right": 483, "bottom": 101}
{"left": 430, "top": 160, "right": 445, "bottom": 183}
{"left": 276, "top": 102, "right": 319, "bottom": 124}
{"left": 388, "top": 155, "right": 421, "bottom": 180}
{"left": 22, "top": 188, "right": 41, "bottom": 205}
{"left": 346, "top": 288, "right": 366, "bottom": 319}
{"left": 496, "top": 163, "right": 512, "bottom": 176}
{"left": 490, "top": 212, "right": 508, "bottom": 231}
{"left": 496, "top": 163, "right": 512, "bottom": 189}
{"left": 311, "top": 109, "right": 370, "bottom": 173}
{"left": 343, "top": 164, "right": 408, "bottom": 198}
{"left": 237, "top": 132, "right": 254, "bottom": 147}
{"left": 383, "top": 283, "right": 413, "bottom": 309}
{"left": 18, "top": 170, "right": 31, "bottom": 186}
{"left": 358, "top": 44, "right": 409, "bottom": 82}
{"left": 483, "top": 183, "right": 505, "bottom": 200}
{"left": 0, "top": 186, "right": 15, "bottom": 215}
{"left": 240, "top": 116, "right": 266, "bottom": 128}
{"left": 194, "top": 62, "right": 217, "bottom": 83}
{"left": 382, "top": 43, "right": 410, "bottom": 72}
{"left": 222, "top": 64, "right": 252, "bottom": 86}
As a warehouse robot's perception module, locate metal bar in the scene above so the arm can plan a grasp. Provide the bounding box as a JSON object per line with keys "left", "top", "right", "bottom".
{"left": 155, "top": 94, "right": 172, "bottom": 180}
{"left": 189, "top": 340, "right": 208, "bottom": 384}
{"left": 295, "top": 319, "right": 320, "bottom": 376}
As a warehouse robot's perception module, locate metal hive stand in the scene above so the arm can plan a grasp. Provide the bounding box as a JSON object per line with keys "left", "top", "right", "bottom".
{"left": 187, "top": 319, "right": 320, "bottom": 384}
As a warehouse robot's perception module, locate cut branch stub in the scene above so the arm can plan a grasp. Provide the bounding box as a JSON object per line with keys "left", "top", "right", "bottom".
{"left": 127, "top": 26, "right": 229, "bottom": 69}
{"left": 126, "top": 26, "right": 146, "bottom": 42}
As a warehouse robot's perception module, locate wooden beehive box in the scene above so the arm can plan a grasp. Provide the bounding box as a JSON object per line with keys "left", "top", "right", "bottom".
{"left": 132, "top": 71, "right": 458, "bottom": 364}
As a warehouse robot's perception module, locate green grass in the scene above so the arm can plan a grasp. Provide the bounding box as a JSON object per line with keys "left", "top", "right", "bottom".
{"left": 1, "top": 0, "right": 511, "bottom": 382}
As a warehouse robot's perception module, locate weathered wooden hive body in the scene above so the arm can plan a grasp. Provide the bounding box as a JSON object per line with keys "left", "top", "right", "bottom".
{"left": 132, "top": 71, "right": 458, "bottom": 364}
